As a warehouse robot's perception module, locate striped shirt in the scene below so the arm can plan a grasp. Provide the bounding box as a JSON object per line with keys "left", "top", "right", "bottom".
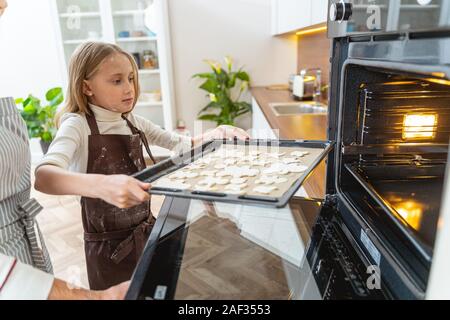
{"left": 0, "top": 97, "right": 53, "bottom": 274}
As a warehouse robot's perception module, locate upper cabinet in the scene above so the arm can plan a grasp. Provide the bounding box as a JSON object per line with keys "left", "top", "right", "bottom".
{"left": 272, "top": 0, "right": 328, "bottom": 35}
{"left": 311, "top": 0, "right": 329, "bottom": 26}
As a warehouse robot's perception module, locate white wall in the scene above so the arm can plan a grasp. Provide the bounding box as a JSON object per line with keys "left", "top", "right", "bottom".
{"left": 167, "top": 0, "right": 297, "bottom": 133}
{"left": 0, "top": 0, "right": 64, "bottom": 101}
{"left": 0, "top": 0, "right": 297, "bottom": 134}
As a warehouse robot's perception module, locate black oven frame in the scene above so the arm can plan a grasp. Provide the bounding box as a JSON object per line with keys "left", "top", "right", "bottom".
{"left": 326, "top": 27, "right": 450, "bottom": 299}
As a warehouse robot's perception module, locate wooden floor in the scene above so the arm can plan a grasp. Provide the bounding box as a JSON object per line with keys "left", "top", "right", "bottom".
{"left": 30, "top": 169, "right": 165, "bottom": 289}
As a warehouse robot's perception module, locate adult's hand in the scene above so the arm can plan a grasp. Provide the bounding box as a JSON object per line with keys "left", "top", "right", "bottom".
{"left": 97, "top": 281, "right": 130, "bottom": 300}
{"left": 0, "top": 0, "right": 7, "bottom": 17}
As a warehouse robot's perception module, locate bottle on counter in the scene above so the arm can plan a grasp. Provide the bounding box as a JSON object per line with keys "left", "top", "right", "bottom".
{"left": 174, "top": 120, "right": 191, "bottom": 137}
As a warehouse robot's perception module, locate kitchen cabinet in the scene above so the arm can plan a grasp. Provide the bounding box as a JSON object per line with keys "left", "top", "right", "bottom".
{"left": 272, "top": 0, "right": 328, "bottom": 35}
{"left": 50, "top": 0, "right": 176, "bottom": 130}
{"left": 311, "top": 0, "right": 329, "bottom": 25}
{"left": 251, "top": 98, "right": 278, "bottom": 139}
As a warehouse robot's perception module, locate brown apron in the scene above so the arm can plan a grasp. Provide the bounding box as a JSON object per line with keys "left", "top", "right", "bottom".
{"left": 81, "top": 112, "right": 157, "bottom": 290}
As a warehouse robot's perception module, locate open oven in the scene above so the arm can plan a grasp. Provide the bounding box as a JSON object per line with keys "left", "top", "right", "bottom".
{"left": 319, "top": 0, "right": 450, "bottom": 299}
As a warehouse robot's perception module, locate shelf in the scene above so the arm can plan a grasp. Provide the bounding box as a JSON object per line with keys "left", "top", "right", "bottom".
{"left": 138, "top": 69, "right": 160, "bottom": 75}
{"left": 63, "top": 39, "right": 95, "bottom": 45}
{"left": 136, "top": 101, "right": 163, "bottom": 107}
{"left": 59, "top": 12, "right": 100, "bottom": 18}
{"left": 400, "top": 4, "right": 440, "bottom": 10}
{"left": 113, "top": 10, "right": 147, "bottom": 16}
{"left": 353, "top": 4, "right": 388, "bottom": 10}
{"left": 116, "top": 36, "right": 157, "bottom": 43}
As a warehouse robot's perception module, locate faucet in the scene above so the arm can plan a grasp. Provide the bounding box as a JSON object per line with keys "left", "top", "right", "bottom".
{"left": 300, "top": 68, "right": 322, "bottom": 103}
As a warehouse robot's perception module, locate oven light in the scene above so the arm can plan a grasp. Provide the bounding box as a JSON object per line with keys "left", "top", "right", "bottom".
{"left": 426, "top": 78, "right": 450, "bottom": 86}
{"left": 395, "top": 201, "right": 423, "bottom": 231}
{"left": 403, "top": 113, "right": 438, "bottom": 140}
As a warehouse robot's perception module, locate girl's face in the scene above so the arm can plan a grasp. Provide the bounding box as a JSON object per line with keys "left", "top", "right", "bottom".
{"left": 83, "top": 52, "right": 136, "bottom": 113}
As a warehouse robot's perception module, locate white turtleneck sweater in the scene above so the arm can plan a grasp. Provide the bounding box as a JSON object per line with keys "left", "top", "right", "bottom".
{"left": 36, "top": 104, "right": 192, "bottom": 174}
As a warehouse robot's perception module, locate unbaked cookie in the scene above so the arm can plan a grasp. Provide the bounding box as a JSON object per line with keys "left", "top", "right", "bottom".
{"left": 200, "top": 170, "right": 218, "bottom": 177}
{"left": 287, "top": 164, "right": 308, "bottom": 173}
{"left": 225, "top": 184, "right": 248, "bottom": 193}
{"left": 230, "top": 177, "right": 248, "bottom": 185}
{"left": 194, "top": 185, "right": 218, "bottom": 192}
{"left": 224, "top": 158, "right": 237, "bottom": 166}
{"left": 253, "top": 185, "right": 278, "bottom": 195}
{"left": 255, "top": 176, "right": 288, "bottom": 185}
{"left": 154, "top": 178, "right": 191, "bottom": 190}
{"left": 198, "top": 177, "right": 229, "bottom": 186}
{"left": 169, "top": 171, "right": 198, "bottom": 180}
{"left": 291, "top": 151, "right": 309, "bottom": 157}
{"left": 282, "top": 157, "right": 304, "bottom": 164}
{"left": 214, "top": 163, "right": 227, "bottom": 170}
{"left": 263, "top": 164, "right": 290, "bottom": 175}
{"left": 186, "top": 163, "right": 207, "bottom": 170}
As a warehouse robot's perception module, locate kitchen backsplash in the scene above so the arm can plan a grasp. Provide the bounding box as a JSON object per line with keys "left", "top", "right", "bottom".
{"left": 297, "top": 27, "right": 331, "bottom": 99}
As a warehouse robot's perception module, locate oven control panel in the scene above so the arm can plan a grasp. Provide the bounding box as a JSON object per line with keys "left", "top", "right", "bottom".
{"left": 327, "top": 0, "right": 450, "bottom": 39}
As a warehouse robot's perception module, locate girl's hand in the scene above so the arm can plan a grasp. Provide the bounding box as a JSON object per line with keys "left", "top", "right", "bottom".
{"left": 193, "top": 125, "right": 250, "bottom": 147}
{"left": 96, "top": 175, "right": 151, "bottom": 209}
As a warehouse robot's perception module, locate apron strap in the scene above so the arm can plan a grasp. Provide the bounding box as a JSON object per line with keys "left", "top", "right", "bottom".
{"left": 85, "top": 111, "right": 100, "bottom": 135}
{"left": 121, "top": 114, "right": 157, "bottom": 164}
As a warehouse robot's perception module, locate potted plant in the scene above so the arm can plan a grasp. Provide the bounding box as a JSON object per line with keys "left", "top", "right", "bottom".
{"left": 193, "top": 56, "right": 251, "bottom": 126}
{"left": 15, "top": 87, "right": 64, "bottom": 154}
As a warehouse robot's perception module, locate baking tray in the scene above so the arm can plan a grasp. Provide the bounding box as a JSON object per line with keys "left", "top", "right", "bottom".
{"left": 133, "top": 139, "right": 334, "bottom": 208}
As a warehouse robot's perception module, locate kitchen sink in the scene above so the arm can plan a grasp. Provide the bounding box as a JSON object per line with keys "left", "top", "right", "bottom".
{"left": 270, "top": 102, "right": 328, "bottom": 116}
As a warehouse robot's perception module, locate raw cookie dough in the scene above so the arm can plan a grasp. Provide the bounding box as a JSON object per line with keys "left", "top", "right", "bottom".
{"left": 198, "top": 177, "right": 229, "bottom": 186}
{"left": 253, "top": 185, "right": 278, "bottom": 194}
{"left": 200, "top": 170, "right": 218, "bottom": 177}
{"left": 255, "top": 176, "right": 288, "bottom": 185}
{"left": 154, "top": 178, "right": 191, "bottom": 190}
{"left": 291, "top": 151, "right": 309, "bottom": 157}
{"left": 169, "top": 171, "right": 198, "bottom": 179}
{"left": 225, "top": 184, "right": 248, "bottom": 193}
{"left": 230, "top": 177, "right": 248, "bottom": 185}
{"left": 282, "top": 157, "right": 304, "bottom": 164}
{"left": 287, "top": 164, "right": 308, "bottom": 173}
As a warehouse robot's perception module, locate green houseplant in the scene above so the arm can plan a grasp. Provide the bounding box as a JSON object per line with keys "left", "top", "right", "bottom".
{"left": 15, "top": 87, "right": 64, "bottom": 154}
{"left": 193, "top": 56, "right": 251, "bottom": 126}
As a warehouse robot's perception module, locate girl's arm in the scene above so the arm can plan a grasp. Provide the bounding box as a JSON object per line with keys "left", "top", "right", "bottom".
{"left": 133, "top": 115, "right": 250, "bottom": 152}
{"left": 35, "top": 115, "right": 150, "bottom": 208}
{"left": 192, "top": 125, "right": 250, "bottom": 147}
{"left": 35, "top": 165, "right": 150, "bottom": 209}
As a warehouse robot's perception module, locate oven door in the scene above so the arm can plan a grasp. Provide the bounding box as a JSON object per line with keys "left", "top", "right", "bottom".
{"left": 125, "top": 196, "right": 388, "bottom": 300}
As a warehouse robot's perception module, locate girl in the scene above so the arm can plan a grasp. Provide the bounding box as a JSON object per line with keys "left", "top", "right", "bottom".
{"left": 35, "top": 42, "right": 249, "bottom": 290}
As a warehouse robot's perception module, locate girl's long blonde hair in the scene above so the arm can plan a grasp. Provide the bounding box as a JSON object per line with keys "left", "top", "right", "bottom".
{"left": 56, "top": 42, "right": 140, "bottom": 127}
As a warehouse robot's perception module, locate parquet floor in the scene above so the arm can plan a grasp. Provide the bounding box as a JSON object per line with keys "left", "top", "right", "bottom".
{"left": 174, "top": 205, "right": 291, "bottom": 300}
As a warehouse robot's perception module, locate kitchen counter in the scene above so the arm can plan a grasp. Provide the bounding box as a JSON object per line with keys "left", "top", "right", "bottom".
{"left": 250, "top": 87, "right": 328, "bottom": 141}
{"left": 250, "top": 86, "right": 329, "bottom": 198}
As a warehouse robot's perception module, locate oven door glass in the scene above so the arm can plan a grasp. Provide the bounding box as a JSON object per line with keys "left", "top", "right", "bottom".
{"left": 126, "top": 197, "right": 325, "bottom": 300}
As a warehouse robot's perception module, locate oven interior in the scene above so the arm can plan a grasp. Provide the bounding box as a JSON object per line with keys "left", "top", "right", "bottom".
{"left": 336, "top": 65, "right": 450, "bottom": 287}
